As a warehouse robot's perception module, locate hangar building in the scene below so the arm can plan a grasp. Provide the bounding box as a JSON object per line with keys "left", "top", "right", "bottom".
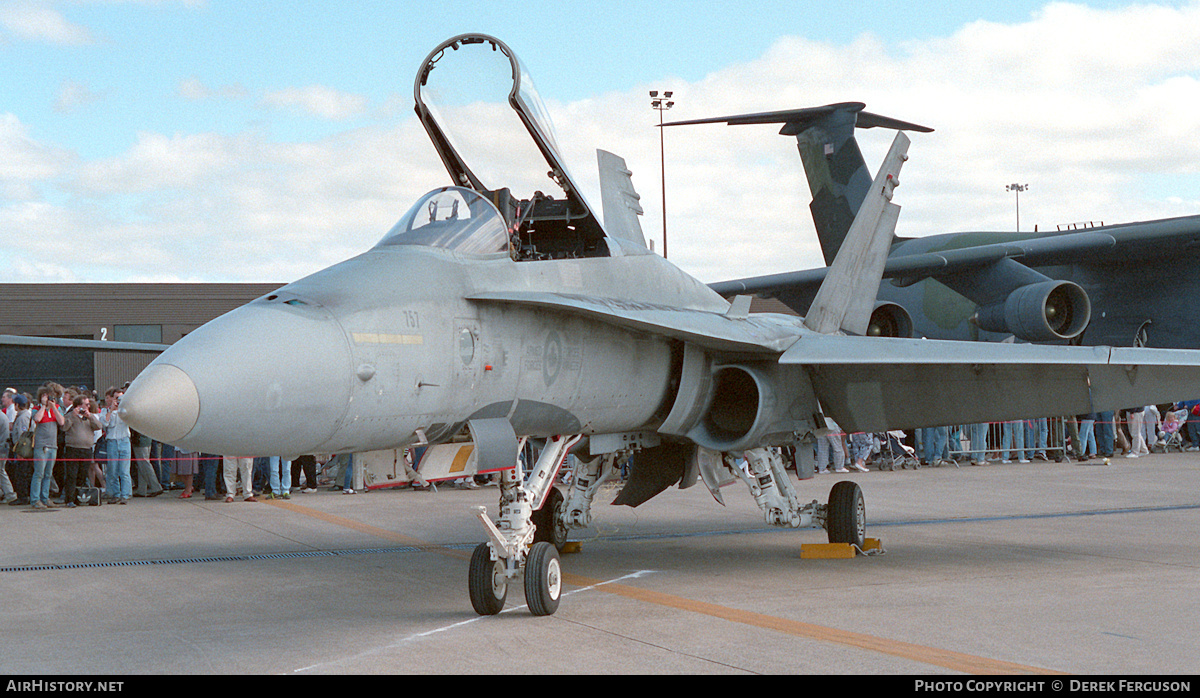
{"left": 1, "top": 283, "right": 281, "bottom": 395}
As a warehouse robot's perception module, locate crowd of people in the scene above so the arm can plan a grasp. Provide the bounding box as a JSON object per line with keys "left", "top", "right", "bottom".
{"left": 813, "top": 401, "right": 1200, "bottom": 473}
{"left": 5, "top": 381, "right": 1199, "bottom": 510}
{"left": 0, "top": 383, "right": 351, "bottom": 509}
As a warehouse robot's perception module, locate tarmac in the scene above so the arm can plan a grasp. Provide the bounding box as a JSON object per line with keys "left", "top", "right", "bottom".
{"left": 3, "top": 450, "right": 1200, "bottom": 675}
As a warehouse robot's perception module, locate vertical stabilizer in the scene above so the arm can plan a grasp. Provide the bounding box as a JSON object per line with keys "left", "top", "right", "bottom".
{"left": 789, "top": 106, "right": 872, "bottom": 265}
{"left": 803, "top": 131, "right": 910, "bottom": 335}
{"left": 597, "top": 149, "right": 647, "bottom": 248}
{"left": 665, "top": 104, "right": 931, "bottom": 264}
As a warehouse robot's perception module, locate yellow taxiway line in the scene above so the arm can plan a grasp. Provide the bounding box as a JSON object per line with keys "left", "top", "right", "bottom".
{"left": 268, "top": 498, "right": 1060, "bottom": 675}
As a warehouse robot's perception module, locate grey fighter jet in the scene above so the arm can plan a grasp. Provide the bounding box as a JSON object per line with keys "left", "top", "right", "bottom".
{"left": 116, "top": 35, "right": 1200, "bottom": 617}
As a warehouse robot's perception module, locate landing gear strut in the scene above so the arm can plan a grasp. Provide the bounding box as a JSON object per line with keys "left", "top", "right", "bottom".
{"left": 469, "top": 434, "right": 580, "bottom": 616}
{"left": 723, "top": 447, "right": 868, "bottom": 546}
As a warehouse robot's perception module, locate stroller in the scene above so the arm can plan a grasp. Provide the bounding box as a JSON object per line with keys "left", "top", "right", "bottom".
{"left": 874, "top": 430, "right": 920, "bottom": 471}
{"left": 1158, "top": 409, "right": 1189, "bottom": 453}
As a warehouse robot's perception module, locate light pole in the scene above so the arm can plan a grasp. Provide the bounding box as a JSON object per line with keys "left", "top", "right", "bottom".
{"left": 650, "top": 90, "right": 674, "bottom": 258}
{"left": 1006, "top": 183, "right": 1028, "bottom": 232}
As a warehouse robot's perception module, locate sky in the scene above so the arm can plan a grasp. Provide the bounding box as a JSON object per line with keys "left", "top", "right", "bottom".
{"left": 3, "top": 0, "right": 1200, "bottom": 285}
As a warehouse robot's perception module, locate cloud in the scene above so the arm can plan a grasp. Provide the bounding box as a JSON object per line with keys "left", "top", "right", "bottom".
{"left": 260, "top": 85, "right": 369, "bottom": 121}
{"left": 177, "top": 76, "right": 248, "bottom": 101}
{"left": 53, "top": 80, "right": 103, "bottom": 113}
{"left": 5, "top": 2, "right": 1200, "bottom": 286}
{"left": 0, "top": 1, "right": 205, "bottom": 45}
{"left": 0, "top": 1, "right": 93, "bottom": 44}
{"left": 180, "top": 78, "right": 368, "bottom": 122}
{"left": 0, "top": 112, "right": 74, "bottom": 182}
{"left": 19, "top": 119, "right": 448, "bottom": 282}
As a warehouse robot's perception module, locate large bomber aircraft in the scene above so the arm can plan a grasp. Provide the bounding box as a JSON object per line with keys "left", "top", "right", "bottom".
{"left": 107, "top": 35, "right": 1200, "bottom": 617}
{"left": 699, "top": 103, "right": 1200, "bottom": 350}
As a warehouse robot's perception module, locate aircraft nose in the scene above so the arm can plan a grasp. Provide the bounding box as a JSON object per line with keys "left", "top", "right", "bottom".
{"left": 119, "top": 364, "right": 200, "bottom": 444}
{"left": 119, "top": 299, "right": 354, "bottom": 455}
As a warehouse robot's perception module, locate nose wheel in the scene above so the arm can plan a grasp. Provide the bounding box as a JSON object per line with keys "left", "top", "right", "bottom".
{"left": 468, "top": 540, "right": 563, "bottom": 617}
{"left": 524, "top": 541, "right": 562, "bottom": 616}
{"left": 468, "top": 542, "right": 508, "bottom": 616}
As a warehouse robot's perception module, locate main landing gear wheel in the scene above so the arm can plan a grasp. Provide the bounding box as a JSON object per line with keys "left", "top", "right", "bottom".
{"left": 468, "top": 542, "right": 507, "bottom": 616}
{"left": 524, "top": 541, "right": 562, "bottom": 616}
{"left": 826, "top": 481, "right": 866, "bottom": 549}
{"left": 531, "top": 486, "right": 568, "bottom": 551}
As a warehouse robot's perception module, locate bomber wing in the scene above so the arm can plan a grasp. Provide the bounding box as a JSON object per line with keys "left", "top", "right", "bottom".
{"left": 709, "top": 227, "right": 1131, "bottom": 299}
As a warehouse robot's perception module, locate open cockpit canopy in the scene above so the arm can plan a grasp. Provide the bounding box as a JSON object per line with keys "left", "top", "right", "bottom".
{"left": 414, "top": 34, "right": 610, "bottom": 260}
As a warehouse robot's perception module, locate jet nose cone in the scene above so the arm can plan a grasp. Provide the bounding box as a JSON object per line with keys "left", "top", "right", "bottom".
{"left": 119, "top": 364, "right": 200, "bottom": 444}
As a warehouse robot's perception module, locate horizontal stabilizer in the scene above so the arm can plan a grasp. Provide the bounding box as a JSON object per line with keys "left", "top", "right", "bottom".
{"left": 665, "top": 102, "right": 933, "bottom": 134}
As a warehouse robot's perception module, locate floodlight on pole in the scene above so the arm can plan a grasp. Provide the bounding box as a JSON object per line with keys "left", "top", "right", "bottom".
{"left": 651, "top": 90, "right": 675, "bottom": 258}
{"left": 1006, "top": 183, "right": 1028, "bottom": 232}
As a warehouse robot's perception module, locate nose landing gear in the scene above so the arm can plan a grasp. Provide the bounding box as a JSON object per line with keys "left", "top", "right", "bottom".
{"left": 468, "top": 434, "right": 579, "bottom": 616}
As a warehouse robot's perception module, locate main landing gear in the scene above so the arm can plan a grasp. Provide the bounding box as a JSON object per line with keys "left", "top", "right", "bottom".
{"left": 469, "top": 434, "right": 580, "bottom": 617}
{"left": 720, "top": 448, "right": 866, "bottom": 547}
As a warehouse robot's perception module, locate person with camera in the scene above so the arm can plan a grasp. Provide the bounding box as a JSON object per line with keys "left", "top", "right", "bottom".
{"left": 101, "top": 388, "right": 133, "bottom": 505}
{"left": 30, "top": 387, "right": 66, "bottom": 509}
{"left": 61, "top": 394, "right": 102, "bottom": 508}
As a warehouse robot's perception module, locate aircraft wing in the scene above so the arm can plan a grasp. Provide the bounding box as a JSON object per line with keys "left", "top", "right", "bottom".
{"left": 0, "top": 334, "right": 168, "bottom": 353}
{"left": 786, "top": 333, "right": 1200, "bottom": 433}
{"left": 466, "top": 291, "right": 1200, "bottom": 435}
{"left": 710, "top": 216, "right": 1200, "bottom": 300}
{"left": 466, "top": 291, "right": 800, "bottom": 353}
{"left": 710, "top": 231, "right": 1119, "bottom": 298}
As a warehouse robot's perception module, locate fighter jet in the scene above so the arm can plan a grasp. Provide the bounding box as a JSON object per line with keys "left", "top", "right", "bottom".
{"left": 116, "top": 34, "right": 1200, "bottom": 617}
{"left": 697, "top": 103, "right": 1200, "bottom": 349}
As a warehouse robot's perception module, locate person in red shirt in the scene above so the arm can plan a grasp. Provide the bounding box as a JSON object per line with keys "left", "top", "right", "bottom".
{"left": 31, "top": 387, "right": 65, "bottom": 510}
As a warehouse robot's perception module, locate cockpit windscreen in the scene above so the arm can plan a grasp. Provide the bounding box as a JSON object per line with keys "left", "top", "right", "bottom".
{"left": 375, "top": 187, "right": 509, "bottom": 255}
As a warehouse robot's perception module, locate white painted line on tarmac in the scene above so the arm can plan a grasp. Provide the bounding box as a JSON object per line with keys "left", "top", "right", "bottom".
{"left": 292, "top": 569, "right": 656, "bottom": 673}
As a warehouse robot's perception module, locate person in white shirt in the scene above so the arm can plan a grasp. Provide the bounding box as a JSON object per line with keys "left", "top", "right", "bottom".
{"left": 0, "top": 408, "right": 15, "bottom": 503}
{"left": 100, "top": 388, "right": 133, "bottom": 504}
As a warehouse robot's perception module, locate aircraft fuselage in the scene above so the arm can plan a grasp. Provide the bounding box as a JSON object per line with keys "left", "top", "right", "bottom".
{"left": 121, "top": 243, "right": 727, "bottom": 458}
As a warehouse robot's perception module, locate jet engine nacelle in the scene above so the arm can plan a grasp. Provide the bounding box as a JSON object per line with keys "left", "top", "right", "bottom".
{"left": 974, "top": 280, "right": 1091, "bottom": 342}
{"left": 867, "top": 301, "right": 913, "bottom": 338}
{"left": 658, "top": 345, "right": 822, "bottom": 453}
{"left": 691, "top": 364, "right": 779, "bottom": 452}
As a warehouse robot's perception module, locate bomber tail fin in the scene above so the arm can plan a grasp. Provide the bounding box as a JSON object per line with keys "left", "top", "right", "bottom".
{"left": 666, "top": 103, "right": 931, "bottom": 265}
{"left": 803, "top": 130, "right": 910, "bottom": 335}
